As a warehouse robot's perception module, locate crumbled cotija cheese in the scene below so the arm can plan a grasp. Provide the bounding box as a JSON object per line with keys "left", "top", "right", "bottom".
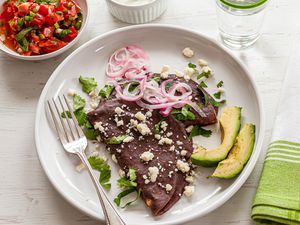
{"left": 165, "top": 184, "right": 173, "bottom": 192}
{"left": 175, "top": 70, "right": 184, "bottom": 78}
{"left": 123, "top": 136, "right": 134, "bottom": 143}
{"left": 130, "top": 119, "right": 138, "bottom": 127}
{"left": 185, "top": 176, "right": 194, "bottom": 183}
{"left": 181, "top": 150, "right": 188, "bottom": 156}
{"left": 218, "top": 87, "right": 225, "bottom": 93}
{"left": 140, "top": 151, "right": 154, "bottom": 162}
{"left": 176, "top": 160, "right": 190, "bottom": 173}
{"left": 119, "top": 169, "right": 125, "bottom": 177}
{"left": 160, "top": 65, "right": 170, "bottom": 79}
{"left": 116, "top": 120, "right": 124, "bottom": 127}
{"left": 183, "top": 185, "right": 195, "bottom": 197}
{"left": 155, "top": 134, "right": 161, "bottom": 140}
{"left": 135, "top": 111, "right": 146, "bottom": 121}
{"left": 112, "top": 154, "right": 118, "bottom": 163}
{"left": 148, "top": 166, "right": 159, "bottom": 182}
{"left": 160, "top": 121, "right": 168, "bottom": 131}
{"left": 182, "top": 47, "right": 194, "bottom": 58}
{"left": 114, "top": 107, "right": 124, "bottom": 115}
{"left": 198, "top": 58, "right": 208, "bottom": 67}
{"left": 158, "top": 137, "right": 173, "bottom": 145}
{"left": 145, "top": 111, "right": 152, "bottom": 117}
{"left": 94, "top": 122, "right": 105, "bottom": 133}
{"left": 68, "top": 89, "right": 76, "bottom": 97}
{"left": 89, "top": 90, "right": 98, "bottom": 98}
{"left": 137, "top": 123, "right": 151, "bottom": 135}
{"left": 186, "top": 125, "right": 194, "bottom": 133}
{"left": 202, "top": 66, "right": 213, "bottom": 76}
{"left": 75, "top": 163, "right": 85, "bottom": 172}
{"left": 169, "top": 145, "right": 175, "bottom": 151}
{"left": 184, "top": 67, "right": 195, "bottom": 78}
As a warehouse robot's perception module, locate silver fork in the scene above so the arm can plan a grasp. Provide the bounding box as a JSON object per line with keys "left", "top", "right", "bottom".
{"left": 47, "top": 95, "right": 126, "bottom": 225}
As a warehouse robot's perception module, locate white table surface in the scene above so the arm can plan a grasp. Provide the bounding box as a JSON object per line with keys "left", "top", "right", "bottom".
{"left": 0, "top": 0, "right": 299, "bottom": 224}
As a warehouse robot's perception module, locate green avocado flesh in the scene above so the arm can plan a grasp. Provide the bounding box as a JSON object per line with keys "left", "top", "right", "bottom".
{"left": 211, "top": 123, "right": 256, "bottom": 179}
{"left": 191, "top": 106, "right": 241, "bottom": 167}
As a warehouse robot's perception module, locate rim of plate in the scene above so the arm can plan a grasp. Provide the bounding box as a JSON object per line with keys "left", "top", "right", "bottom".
{"left": 35, "top": 24, "right": 265, "bottom": 225}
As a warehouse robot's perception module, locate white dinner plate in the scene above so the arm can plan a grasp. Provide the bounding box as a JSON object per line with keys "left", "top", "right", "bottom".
{"left": 35, "top": 24, "right": 264, "bottom": 225}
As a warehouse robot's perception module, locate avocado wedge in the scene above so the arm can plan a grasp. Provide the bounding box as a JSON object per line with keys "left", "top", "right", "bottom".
{"left": 191, "top": 106, "right": 241, "bottom": 167}
{"left": 211, "top": 123, "right": 255, "bottom": 179}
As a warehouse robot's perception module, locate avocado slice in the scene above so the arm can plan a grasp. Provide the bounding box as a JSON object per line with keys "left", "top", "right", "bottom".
{"left": 211, "top": 123, "right": 255, "bottom": 179}
{"left": 191, "top": 106, "right": 241, "bottom": 167}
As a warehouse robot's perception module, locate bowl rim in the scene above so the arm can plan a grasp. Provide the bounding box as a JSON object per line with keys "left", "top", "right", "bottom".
{"left": 106, "top": 0, "right": 162, "bottom": 9}
{"left": 34, "top": 23, "right": 265, "bottom": 225}
{"left": 0, "top": 0, "right": 90, "bottom": 60}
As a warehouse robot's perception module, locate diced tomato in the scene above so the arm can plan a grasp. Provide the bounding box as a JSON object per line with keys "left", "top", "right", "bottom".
{"left": 38, "top": 5, "right": 49, "bottom": 16}
{"left": 0, "top": 0, "right": 82, "bottom": 56}
{"left": 55, "top": 3, "right": 66, "bottom": 12}
{"left": 29, "top": 43, "right": 40, "bottom": 54}
{"left": 31, "top": 13, "right": 45, "bottom": 26}
{"left": 44, "top": 13, "right": 64, "bottom": 26}
{"left": 39, "top": 38, "right": 66, "bottom": 53}
{"left": 1, "top": 6, "right": 14, "bottom": 21}
{"left": 17, "top": 2, "right": 31, "bottom": 17}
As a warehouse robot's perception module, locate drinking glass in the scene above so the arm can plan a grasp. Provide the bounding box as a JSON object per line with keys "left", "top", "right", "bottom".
{"left": 216, "top": 0, "right": 269, "bottom": 49}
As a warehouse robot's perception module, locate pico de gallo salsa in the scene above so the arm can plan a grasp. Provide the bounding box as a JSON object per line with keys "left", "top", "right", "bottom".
{"left": 0, "top": 0, "right": 82, "bottom": 56}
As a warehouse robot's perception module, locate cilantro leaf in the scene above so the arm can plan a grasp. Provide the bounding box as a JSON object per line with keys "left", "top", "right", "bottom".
{"left": 172, "top": 105, "right": 196, "bottom": 121}
{"left": 88, "top": 156, "right": 111, "bottom": 190}
{"left": 165, "top": 81, "right": 174, "bottom": 91}
{"left": 189, "top": 125, "right": 212, "bottom": 140}
{"left": 72, "top": 94, "right": 97, "bottom": 140}
{"left": 83, "top": 128, "right": 97, "bottom": 140}
{"left": 217, "top": 80, "right": 224, "bottom": 88}
{"left": 114, "top": 187, "right": 138, "bottom": 208}
{"left": 210, "top": 98, "right": 226, "bottom": 107}
{"left": 188, "top": 62, "right": 197, "bottom": 68}
{"left": 198, "top": 81, "right": 207, "bottom": 88}
{"left": 128, "top": 168, "right": 137, "bottom": 183}
{"left": 213, "top": 91, "right": 221, "bottom": 99}
{"left": 114, "top": 168, "right": 140, "bottom": 208}
{"left": 117, "top": 168, "right": 138, "bottom": 189}
{"left": 204, "top": 93, "right": 209, "bottom": 106}
{"left": 117, "top": 177, "right": 137, "bottom": 189}
{"left": 197, "top": 70, "right": 211, "bottom": 80}
{"left": 73, "top": 108, "right": 87, "bottom": 126}
{"left": 152, "top": 76, "right": 160, "bottom": 83}
{"left": 127, "top": 81, "right": 140, "bottom": 92}
{"left": 61, "top": 110, "right": 71, "bottom": 118}
{"left": 106, "top": 135, "right": 127, "bottom": 145}
{"left": 99, "top": 84, "right": 114, "bottom": 98}
{"left": 79, "top": 76, "right": 98, "bottom": 94}
{"left": 73, "top": 94, "right": 85, "bottom": 111}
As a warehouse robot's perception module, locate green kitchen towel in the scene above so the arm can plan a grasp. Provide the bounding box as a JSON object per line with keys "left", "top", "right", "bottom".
{"left": 252, "top": 140, "right": 300, "bottom": 225}
{"left": 252, "top": 35, "right": 300, "bottom": 225}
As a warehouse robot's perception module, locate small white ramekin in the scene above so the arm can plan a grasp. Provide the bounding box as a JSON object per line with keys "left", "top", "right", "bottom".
{"left": 106, "top": 0, "right": 168, "bottom": 24}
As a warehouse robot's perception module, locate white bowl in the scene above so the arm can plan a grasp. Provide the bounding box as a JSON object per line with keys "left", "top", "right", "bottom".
{"left": 0, "top": 0, "right": 89, "bottom": 60}
{"left": 106, "top": 0, "right": 168, "bottom": 24}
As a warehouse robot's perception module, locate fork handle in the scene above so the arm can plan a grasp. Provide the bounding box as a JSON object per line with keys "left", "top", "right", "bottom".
{"left": 77, "top": 152, "right": 126, "bottom": 225}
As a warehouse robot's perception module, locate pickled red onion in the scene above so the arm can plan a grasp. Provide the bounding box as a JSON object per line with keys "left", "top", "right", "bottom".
{"left": 106, "top": 45, "right": 150, "bottom": 79}
{"left": 105, "top": 45, "right": 206, "bottom": 117}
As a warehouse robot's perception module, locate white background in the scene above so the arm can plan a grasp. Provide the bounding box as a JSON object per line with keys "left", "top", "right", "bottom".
{"left": 0, "top": 0, "right": 299, "bottom": 224}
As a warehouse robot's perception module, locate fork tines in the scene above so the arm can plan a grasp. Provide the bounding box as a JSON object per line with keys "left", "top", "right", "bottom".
{"left": 47, "top": 95, "right": 84, "bottom": 144}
